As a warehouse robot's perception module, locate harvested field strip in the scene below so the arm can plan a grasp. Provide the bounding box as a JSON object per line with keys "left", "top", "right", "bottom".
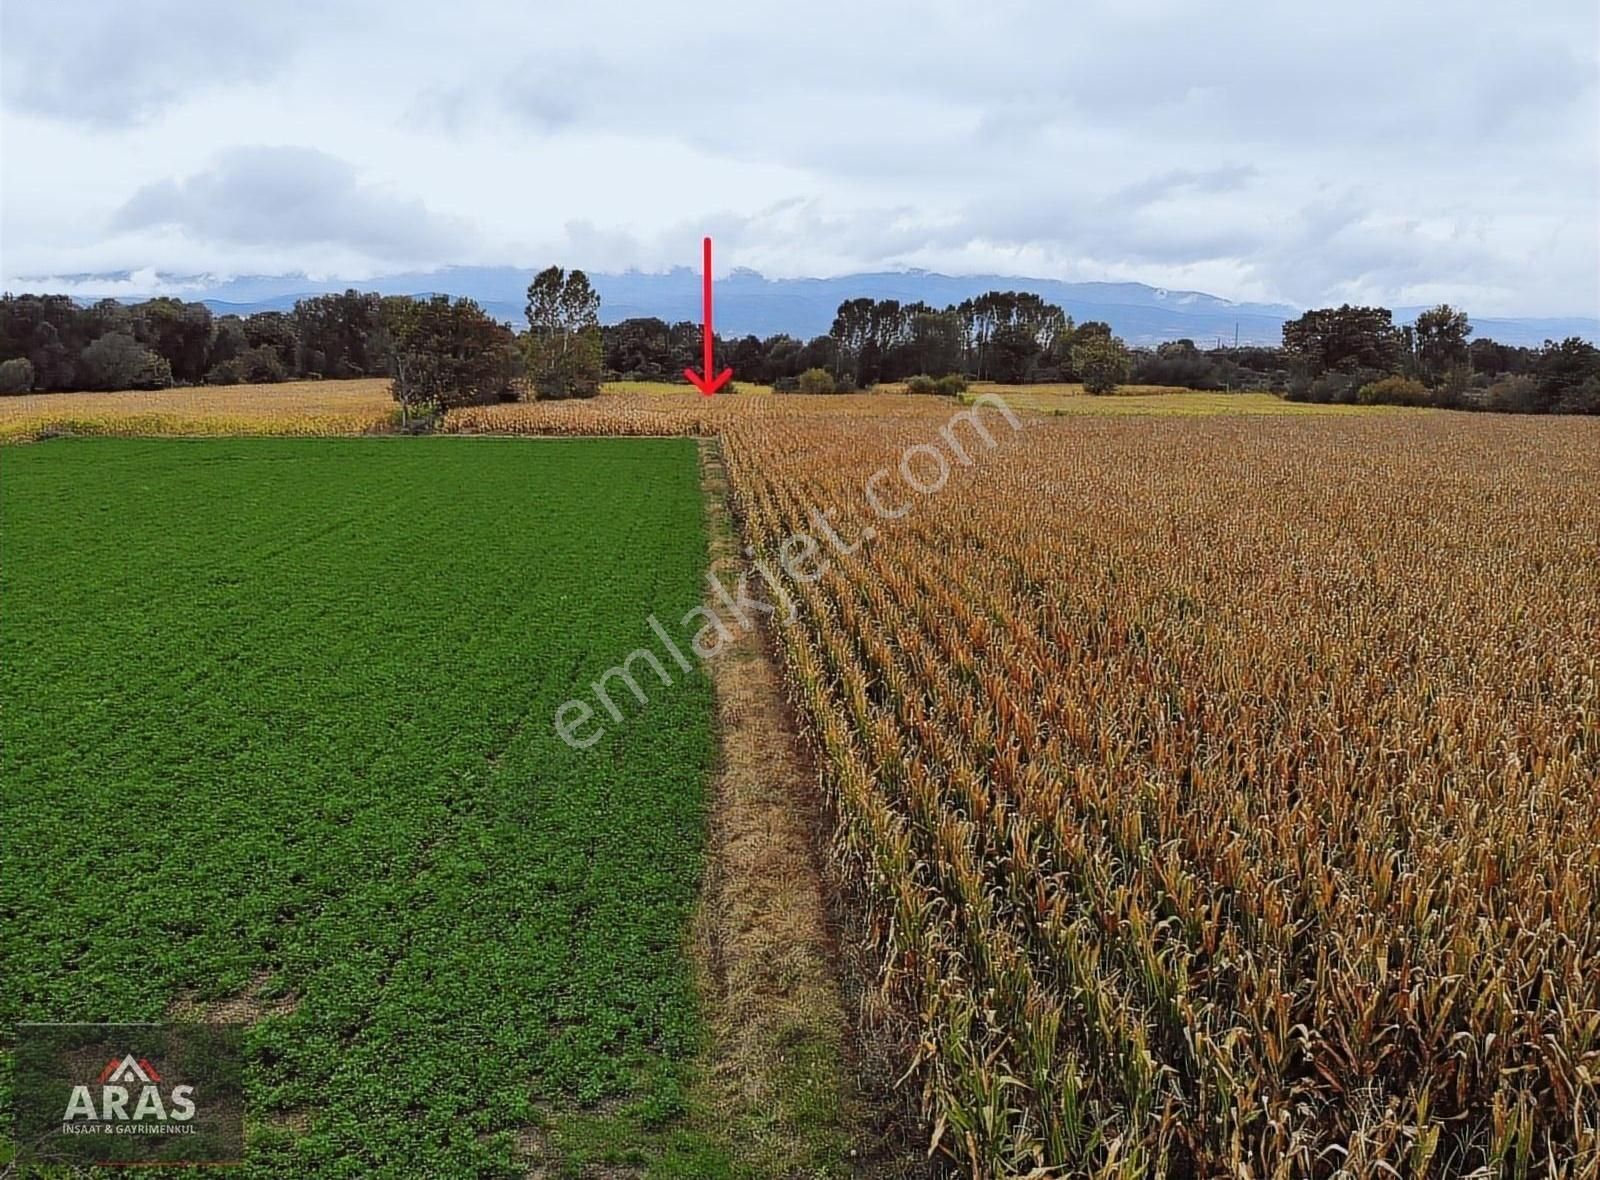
{"left": 688, "top": 440, "right": 868, "bottom": 1176}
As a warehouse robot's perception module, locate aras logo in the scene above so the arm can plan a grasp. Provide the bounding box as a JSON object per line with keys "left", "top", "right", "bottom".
{"left": 102, "top": 1055, "right": 159, "bottom": 1084}
{"left": 62, "top": 1053, "right": 197, "bottom": 1124}
{"left": 16, "top": 1022, "right": 245, "bottom": 1166}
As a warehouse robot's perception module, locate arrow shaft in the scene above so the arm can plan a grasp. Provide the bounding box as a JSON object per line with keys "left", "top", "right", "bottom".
{"left": 701, "top": 236, "right": 714, "bottom": 379}
{"left": 684, "top": 236, "right": 731, "bottom": 395}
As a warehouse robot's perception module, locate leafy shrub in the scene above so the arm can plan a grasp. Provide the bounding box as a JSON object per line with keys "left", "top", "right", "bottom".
{"left": 1131, "top": 349, "right": 1226, "bottom": 390}
{"left": 797, "top": 368, "right": 836, "bottom": 395}
{"left": 204, "top": 360, "right": 242, "bottom": 386}
{"left": 1317, "top": 373, "right": 1362, "bottom": 404}
{"left": 78, "top": 332, "right": 173, "bottom": 390}
{"left": 1072, "top": 337, "right": 1131, "bottom": 394}
{"left": 1291, "top": 369, "right": 1384, "bottom": 405}
{"left": 1534, "top": 337, "right": 1600, "bottom": 409}
{"left": 236, "top": 345, "right": 288, "bottom": 384}
{"left": 1356, "top": 376, "right": 1429, "bottom": 406}
{"left": 1485, "top": 375, "right": 1543, "bottom": 414}
{"left": 206, "top": 345, "right": 288, "bottom": 387}
{"left": 1556, "top": 375, "right": 1600, "bottom": 415}
{"left": 904, "top": 373, "right": 968, "bottom": 397}
{"left": 0, "top": 357, "right": 35, "bottom": 394}
{"left": 387, "top": 407, "right": 440, "bottom": 434}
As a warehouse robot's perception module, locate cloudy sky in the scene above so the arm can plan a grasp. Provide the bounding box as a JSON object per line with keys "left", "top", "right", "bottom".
{"left": 2, "top": 0, "right": 1597, "bottom": 315}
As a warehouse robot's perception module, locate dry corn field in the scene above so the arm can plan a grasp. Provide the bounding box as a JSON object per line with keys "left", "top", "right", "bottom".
{"left": 444, "top": 389, "right": 947, "bottom": 434}
{"left": 726, "top": 407, "right": 1597, "bottom": 1177}
{"left": 0, "top": 380, "right": 1374, "bottom": 443}
{"left": 0, "top": 379, "right": 399, "bottom": 440}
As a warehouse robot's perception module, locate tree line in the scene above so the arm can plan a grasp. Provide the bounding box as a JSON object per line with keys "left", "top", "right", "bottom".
{"left": 611, "top": 292, "right": 1139, "bottom": 393}
{"left": 0, "top": 291, "right": 426, "bottom": 394}
{"left": 1277, "top": 303, "right": 1600, "bottom": 414}
{"left": 2, "top": 283, "right": 1595, "bottom": 415}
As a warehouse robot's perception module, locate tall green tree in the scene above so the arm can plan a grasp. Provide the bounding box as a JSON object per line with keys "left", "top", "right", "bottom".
{"left": 244, "top": 311, "right": 299, "bottom": 370}
{"left": 207, "top": 315, "right": 250, "bottom": 374}
{"left": 391, "top": 296, "right": 519, "bottom": 421}
{"left": 1072, "top": 334, "right": 1131, "bottom": 394}
{"left": 829, "top": 298, "right": 874, "bottom": 387}
{"left": 292, "top": 290, "right": 385, "bottom": 378}
{"left": 78, "top": 332, "right": 172, "bottom": 390}
{"left": 524, "top": 267, "right": 603, "bottom": 399}
{"left": 1413, "top": 304, "right": 1473, "bottom": 387}
{"left": 908, "top": 306, "right": 963, "bottom": 377}
{"left": 0, "top": 294, "right": 89, "bottom": 389}
{"left": 1534, "top": 336, "right": 1600, "bottom": 413}
{"left": 131, "top": 298, "right": 213, "bottom": 384}
{"left": 1282, "top": 305, "right": 1399, "bottom": 376}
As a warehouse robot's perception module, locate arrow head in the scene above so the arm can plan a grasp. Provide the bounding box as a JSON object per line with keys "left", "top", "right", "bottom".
{"left": 683, "top": 366, "right": 734, "bottom": 396}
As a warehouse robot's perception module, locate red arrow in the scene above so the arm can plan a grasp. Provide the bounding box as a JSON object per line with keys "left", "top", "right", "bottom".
{"left": 684, "top": 236, "right": 733, "bottom": 395}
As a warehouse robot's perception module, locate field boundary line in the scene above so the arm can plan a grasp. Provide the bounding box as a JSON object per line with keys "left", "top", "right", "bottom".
{"left": 688, "top": 438, "right": 918, "bottom": 1177}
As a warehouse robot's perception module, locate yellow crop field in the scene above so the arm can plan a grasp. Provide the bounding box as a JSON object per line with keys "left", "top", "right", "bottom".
{"left": 442, "top": 389, "right": 943, "bottom": 436}
{"left": 719, "top": 408, "right": 1599, "bottom": 1175}
{"left": 603, "top": 378, "right": 777, "bottom": 397}
{"left": 0, "top": 379, "right": 397, "bottom": 440}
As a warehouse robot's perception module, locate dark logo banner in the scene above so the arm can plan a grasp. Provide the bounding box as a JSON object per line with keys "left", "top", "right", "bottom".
{"left": 12, "top": 1022, "right": 246, "bottom": 1167}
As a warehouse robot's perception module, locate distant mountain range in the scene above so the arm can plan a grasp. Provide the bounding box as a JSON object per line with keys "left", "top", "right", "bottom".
{"left": 22, "top": 266, "right": 1599, "bottom": 349}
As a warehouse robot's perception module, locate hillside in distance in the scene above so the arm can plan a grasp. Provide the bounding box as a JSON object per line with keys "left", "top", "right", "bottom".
{"left": 32, "top": 267, "right": 1600, "bottom": 348}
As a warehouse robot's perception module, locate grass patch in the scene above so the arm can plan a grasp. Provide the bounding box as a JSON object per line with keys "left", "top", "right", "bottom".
{"left": 0, "top": 437, "right": 724, "bottom": 1175}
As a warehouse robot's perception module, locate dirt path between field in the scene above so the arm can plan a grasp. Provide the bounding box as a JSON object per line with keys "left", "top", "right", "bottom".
{"left": 691, "top": 440, "right": 920, "bottom": 1179}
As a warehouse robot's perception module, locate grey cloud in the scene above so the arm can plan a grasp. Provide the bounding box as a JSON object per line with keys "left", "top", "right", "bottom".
{"left": 711, "top": 199, "right": 954, "bottom": 261}
{"left": 500, "top": 52, "right": 608, "bottom": 130}
{"left": 1113, "top": 166, "right": 1259, "bottom": 210}
{"left": 403, "top": 85, "right": 476, "bottom": 136}
{"left": 111, "top": 147, "right": 471, "bottom": 263}
{"left": 0, "top": 1, "right": 322, "bottom": 128}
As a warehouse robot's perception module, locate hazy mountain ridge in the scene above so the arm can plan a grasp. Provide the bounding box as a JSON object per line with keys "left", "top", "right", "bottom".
{"left": 19, "top": 267, "right": 1597, "bottom": 349}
